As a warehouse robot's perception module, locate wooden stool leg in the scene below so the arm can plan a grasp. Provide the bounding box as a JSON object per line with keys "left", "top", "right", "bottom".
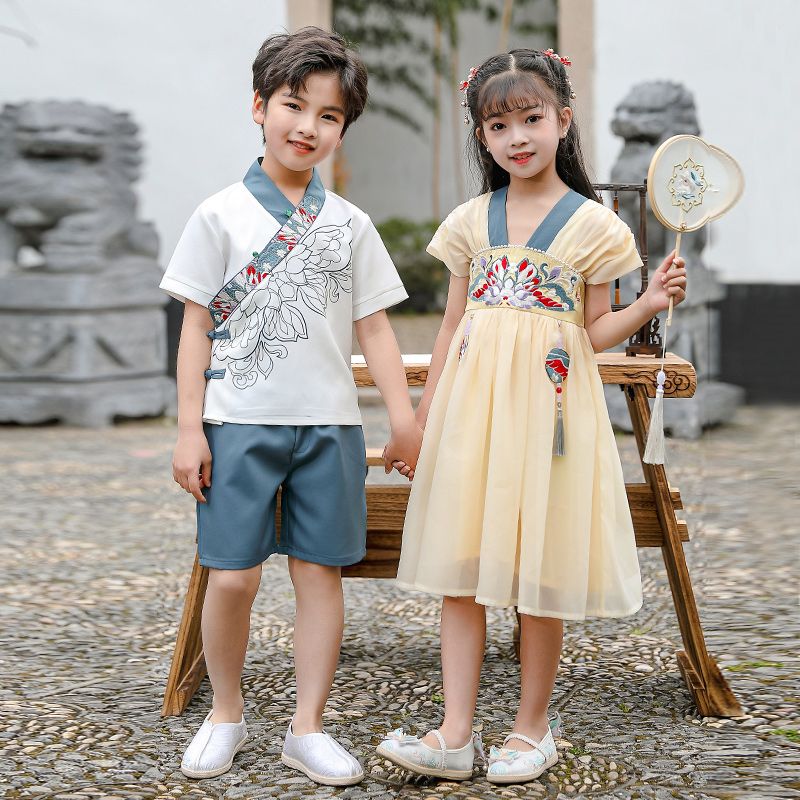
{"left": 162, "top": 553, "right": 209, "bottom": 717}
{"left": 625, "top": 385, "right": 742, "bottom": 717}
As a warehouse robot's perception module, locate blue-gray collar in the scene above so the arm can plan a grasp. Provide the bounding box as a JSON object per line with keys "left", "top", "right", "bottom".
{"left": 488, "top": 186, "right": 586, "bottom": 251}
{"left": 243, "top": 157, "right": 326, "bottom": 225}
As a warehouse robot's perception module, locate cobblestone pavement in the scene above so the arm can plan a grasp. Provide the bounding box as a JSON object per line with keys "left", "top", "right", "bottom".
{"left": 0, "top": 405, "right": 798, "bottom": 800}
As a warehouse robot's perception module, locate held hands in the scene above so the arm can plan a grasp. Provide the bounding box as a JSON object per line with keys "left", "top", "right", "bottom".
{"left": 382, "top": 419, "right": 424, "bottom": 481}
{"left": 172, "top": 429, "right": 212, "bottom": 503}
{"left": 643, "top": 250, "right": 687, "bottom": 316}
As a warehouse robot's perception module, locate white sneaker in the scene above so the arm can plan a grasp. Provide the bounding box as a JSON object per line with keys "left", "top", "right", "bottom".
{"left": 376, "top": 728, "right": 484, "bottom": 780}
{"left": 486, "top": 728, "right": 558, "bottom": 784}
{"left": 180, "top": 711, "right": 248, "bottom": 779}
{"left": 281, "top": 722, "right": 364, "bottom": 786}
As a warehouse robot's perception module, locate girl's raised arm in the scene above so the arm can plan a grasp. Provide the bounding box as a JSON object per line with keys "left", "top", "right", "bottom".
{"left": 584, "top": 251, "right": 687, "bottom": 353}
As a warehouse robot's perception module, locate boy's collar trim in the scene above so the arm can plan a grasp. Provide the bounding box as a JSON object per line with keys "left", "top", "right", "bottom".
{"left": 243, "top": 158, "right": 326, "bottom": 225}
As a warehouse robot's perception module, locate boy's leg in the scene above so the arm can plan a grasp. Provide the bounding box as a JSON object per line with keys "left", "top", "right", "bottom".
{"left": 279, "top": 425, "right": 367, "bottom": 732}
{"left": 422, "top": 595, "right": 486, "bottom": 749}
{"left": 202, "top": 565, "right": 262, "bottom": 723}
{"left": 511, "top": 614, "right": 563, "bottom": 747}
{"left": 276, "top": 427, "right": 365, "bottom": 785}
{"left": 288, "top": 558, "right": 344, "bottom": 733}
{"left": 196, "top": 422, "right": 290, "bottom": 723}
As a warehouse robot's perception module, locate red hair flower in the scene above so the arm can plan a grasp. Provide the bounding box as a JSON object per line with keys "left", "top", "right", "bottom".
{"left": 459, "top": 66, "right": 478, "bottom": 93}
{"left": 543, "top": 48, "right": 571, "bottom": 66}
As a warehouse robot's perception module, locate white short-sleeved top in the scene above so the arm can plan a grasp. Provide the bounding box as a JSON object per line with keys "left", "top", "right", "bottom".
{"left": 160, "top": 159, "right": 408, "bottom": 425}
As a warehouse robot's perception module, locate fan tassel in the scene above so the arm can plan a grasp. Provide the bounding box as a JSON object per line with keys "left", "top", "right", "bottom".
{"left": 643, "top": 369, "right": 666, "bottom": 464}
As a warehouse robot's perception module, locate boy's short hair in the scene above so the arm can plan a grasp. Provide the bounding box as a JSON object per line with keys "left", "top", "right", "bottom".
{"left": 252, "top": 27, "right": 368, "bottom": 133}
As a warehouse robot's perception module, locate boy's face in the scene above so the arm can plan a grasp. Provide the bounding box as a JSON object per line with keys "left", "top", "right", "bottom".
{"left": 253, "top": 72, "right": 346, "bottom": 173}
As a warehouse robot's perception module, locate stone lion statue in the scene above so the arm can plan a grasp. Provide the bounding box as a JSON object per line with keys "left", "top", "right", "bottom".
{"left": 0, "top": 101, "right": 158, "bottom": 272}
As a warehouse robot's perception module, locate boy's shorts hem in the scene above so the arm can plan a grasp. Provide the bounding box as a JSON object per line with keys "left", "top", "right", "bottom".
{"left": 199, "top": 552, "right": 273, "bottom": 570}
{"left": 199, "top": 547, "right": 366, "bottom": 570}
{"left": 276, "top": 545, "right": 367, "bottom": 567}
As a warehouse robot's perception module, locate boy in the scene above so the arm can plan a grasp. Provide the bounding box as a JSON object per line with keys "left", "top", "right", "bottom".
{"left": 160, "top": 27, "right": 421, "bottom": 785}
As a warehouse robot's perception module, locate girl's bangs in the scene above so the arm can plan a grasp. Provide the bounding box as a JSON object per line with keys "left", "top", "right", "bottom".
{"left": 477, "top": 71, "right": 553, "bottom": 121}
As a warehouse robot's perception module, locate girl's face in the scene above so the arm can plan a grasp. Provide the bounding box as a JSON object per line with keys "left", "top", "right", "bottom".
{"left": 480, "top": 99, "right": 571, "bottom": 181}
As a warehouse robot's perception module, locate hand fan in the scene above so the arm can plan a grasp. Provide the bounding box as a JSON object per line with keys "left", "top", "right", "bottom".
{"left": 643, "top": 134, "right": 744, "bottom": 463}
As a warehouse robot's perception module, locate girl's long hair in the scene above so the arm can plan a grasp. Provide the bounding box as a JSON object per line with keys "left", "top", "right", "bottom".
{"left": 465, "top": 49, "right": 598, "bottom": 202}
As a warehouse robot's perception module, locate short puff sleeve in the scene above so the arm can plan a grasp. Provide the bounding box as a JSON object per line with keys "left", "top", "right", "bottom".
{"left": 160, "top": 205, "right": 225, "bottom": 306}
{"left": 572, "top": 205, "right": 643, "bottom": 285}
{"left": 351, "top": 213, "right": 408, "bottom": 320}
{"left": 427, "top": 205, "right": 473, "bottom": 278}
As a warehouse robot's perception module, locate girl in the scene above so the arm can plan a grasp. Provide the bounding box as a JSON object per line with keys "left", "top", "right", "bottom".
{"left": 376, "top": 49, "right": 687, "bottom": 784}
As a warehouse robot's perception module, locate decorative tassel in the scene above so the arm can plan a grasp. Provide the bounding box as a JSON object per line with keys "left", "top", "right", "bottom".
{"left": 643, "top": 369, "right": 666, "bottom": 464}
{"left": 553, "top": 405, "right": 565, "bottom": 456}
{"left": 545, "top": 325, "right": 570, "bottom": 457}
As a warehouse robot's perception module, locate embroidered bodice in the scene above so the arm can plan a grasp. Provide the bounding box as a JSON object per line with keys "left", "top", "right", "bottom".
{"left": 461, "top": 187, "right": 588, "bottom": 326}
{"left": 466, "top": 246, "right": 585, "bottom": 326}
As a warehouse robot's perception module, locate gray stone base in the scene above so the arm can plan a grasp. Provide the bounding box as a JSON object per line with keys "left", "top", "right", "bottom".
{"left": 0, "top": 376, "right": 176, "bottom": 427}
{"left": 606, "top": 380, "right": 745, "bottom": 439}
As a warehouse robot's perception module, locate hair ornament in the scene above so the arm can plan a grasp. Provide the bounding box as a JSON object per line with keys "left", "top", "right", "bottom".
{"left": 542, "top": 48, "right": 571, "bottom": 66}
{"left": 459, "top": 66, "right": 478, "bottom": 93}
{"left": 542, "top": 48, "right": 576, "bottom": 99}
{"left": 459, "top": 66, "right": 478, "bottom": 124}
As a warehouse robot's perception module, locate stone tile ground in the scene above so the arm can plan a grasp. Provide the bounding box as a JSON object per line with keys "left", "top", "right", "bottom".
{"left": 0, "top": 405, "right": 798, "bottom": 800}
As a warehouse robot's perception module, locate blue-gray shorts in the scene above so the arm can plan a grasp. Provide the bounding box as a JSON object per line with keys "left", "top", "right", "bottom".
{"left": 197, "top": 423, "right": 367, "bottom": 570}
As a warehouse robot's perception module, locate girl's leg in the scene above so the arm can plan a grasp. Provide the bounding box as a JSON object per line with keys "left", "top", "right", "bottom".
{"left": 422, "top": 595, "right": 486, "bottom": 749}
{"left": 288, "top": 558, "right": 344, "bottom": 734}
{"left": 510, "top": 614, "right": 563, "bottom": 748}
{"left": 202, "top": 565, "right": 262, "bottom": 723}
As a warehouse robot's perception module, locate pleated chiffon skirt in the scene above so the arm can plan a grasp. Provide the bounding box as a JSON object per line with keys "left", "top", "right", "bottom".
{"left": 395, "top": 307, "right": 643, "bottom": 620}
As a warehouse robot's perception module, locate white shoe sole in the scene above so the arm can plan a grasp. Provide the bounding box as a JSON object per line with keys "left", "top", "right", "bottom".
{"left": 375, "top": 743, "right": 473, "bottom": 781}
{"left": 486, "top": 751, "right": 558, "bottom": 784}
{"left": 281, "top": 752, "right": 364, "bottom": 786}
{"left": 181, "top": 736, "right": 247, "bottom": 779}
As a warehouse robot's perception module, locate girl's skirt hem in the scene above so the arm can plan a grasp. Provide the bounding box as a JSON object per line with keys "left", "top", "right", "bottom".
{"left": 393, "top": 579, "right": 644, "bottom": 621}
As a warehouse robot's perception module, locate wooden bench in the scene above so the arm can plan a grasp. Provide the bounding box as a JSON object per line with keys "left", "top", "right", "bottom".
{"left": 162, "top": 353, "right": 742, "bottom": 719}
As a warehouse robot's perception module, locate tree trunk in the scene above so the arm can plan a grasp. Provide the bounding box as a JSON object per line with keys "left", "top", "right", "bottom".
{"left": 450, "top": 44, "right": 465, "bottom": 202}
{"left": 498, "top": 0, "right": 514, "bottom": 52}
{"left": 432, "top": 18, "right": 442, "bottom": 220}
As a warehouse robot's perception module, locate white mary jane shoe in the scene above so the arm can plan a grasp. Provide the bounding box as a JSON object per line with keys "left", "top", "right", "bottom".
{"left": 486, "top": 727, "right": 558, "bottom": 784}
{"left": 181, "top": 710, "right": 248, "bottom": 779}
{"left": 376, "top": 727, "right": 485, "bottom": 780}
{"left": 281, "top": 722, "right": 364, "bottom": 786}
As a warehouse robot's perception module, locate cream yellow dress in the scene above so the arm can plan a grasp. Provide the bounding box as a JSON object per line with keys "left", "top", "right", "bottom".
{"left": 395, "top": 188, "right": 644, "bottom": 619}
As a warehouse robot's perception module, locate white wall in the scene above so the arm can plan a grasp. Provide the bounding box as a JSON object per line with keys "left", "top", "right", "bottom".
{"left": 0, "top": 0, "right": 287, "bottom": 262}
{"left": 593, "top": 0, "right": 798, "bottom": 283}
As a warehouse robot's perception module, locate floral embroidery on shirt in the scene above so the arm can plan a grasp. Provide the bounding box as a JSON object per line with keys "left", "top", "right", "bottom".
{"left": 209, "top": 200, "right": 319, "bottom": 327}
{"left": 213, "top": 221, "right": 353, "bottom": 389}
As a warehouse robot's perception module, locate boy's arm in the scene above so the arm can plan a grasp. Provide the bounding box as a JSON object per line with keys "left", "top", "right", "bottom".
{"left": 172, "top": 301, "right": 214, "bottom": 502}
{"left": 584, "top": 251, "right": 687, "bottom": 353}
{"left": 354, "top": 310, "right": 422, "bottom": 472}
{"left": 415, "top": 275, "right": 468, "bottom": 429}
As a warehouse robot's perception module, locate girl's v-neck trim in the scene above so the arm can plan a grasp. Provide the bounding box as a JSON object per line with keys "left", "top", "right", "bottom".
{"left": 488, "top": 186, "right": 586, "bottom": 251}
